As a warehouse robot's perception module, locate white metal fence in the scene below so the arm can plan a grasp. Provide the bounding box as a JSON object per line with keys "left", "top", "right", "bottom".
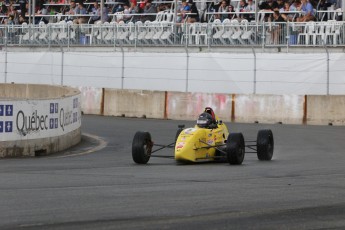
{"left": 1, "top": 20, "right": 344, "bottom": 48}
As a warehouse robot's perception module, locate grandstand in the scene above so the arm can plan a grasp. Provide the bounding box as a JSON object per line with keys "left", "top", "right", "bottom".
{"left": 0, "top": 0, "right": 344, "bottom": 47}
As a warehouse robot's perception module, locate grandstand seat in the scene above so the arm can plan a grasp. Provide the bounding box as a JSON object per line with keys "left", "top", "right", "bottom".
{"left": 104, "top": 21, "right": 117, "bottom": 44}
{"left": 137, "top": 21, "right": 150, "bottom": 44}
{"left": 128, "top": 22, "right": 136, "bottom": 43}
{"left": 297, "top": 21, "right": 316, "bottom": 45}
{"left": 152, "top": 22, "right": 164, "bottom": 43}
{"left": 212, "top": 19, "right": 224, "bottom": 44}
{"left": 58, "top": 21, "right": 68, "bottom": 43}
{"left": 240, "top": 20, "right": 255, "bottom": 45}
{"left": 230, "top": 19, "right": 243, "bottom": 44}
{"left": 96, "top": 21, "right": 110, "bottom": 44}
{"left": 144, "top": 22, "right": 159, "bottom": 44}
{"left": 116, "top": 21, "right": 130, "bottom": 44}
{"left": 221, "top": 19, "right": 236, "bottom": 44}
{"left": 159, "top": 21, "right": 174, "bottom": 45}
{"left": 38, "top": 22, "right": 49, "bottom": 44}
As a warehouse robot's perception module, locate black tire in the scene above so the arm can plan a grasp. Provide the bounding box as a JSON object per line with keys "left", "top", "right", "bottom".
{"left": 257, "top": 129, "right": 274, "bottom": 161}
{"left": 132, "top": 131, "right": 153, "bottom": 164}
{"left": 226, "top": 133, "right": 245, "bottom": 165}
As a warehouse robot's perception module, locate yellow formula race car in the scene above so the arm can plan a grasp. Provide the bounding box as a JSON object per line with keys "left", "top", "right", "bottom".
{"left": 132, "top": 107, "right": 274, "bottom": 165}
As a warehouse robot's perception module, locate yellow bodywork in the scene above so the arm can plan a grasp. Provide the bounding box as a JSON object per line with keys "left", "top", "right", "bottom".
{"left": 174, "top": 122, "right": 229, "bottom": 163}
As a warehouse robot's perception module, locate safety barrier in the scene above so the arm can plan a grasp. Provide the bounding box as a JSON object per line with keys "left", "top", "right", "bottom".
{"left": 0, "top": 20, "right": 344, "bottom": 48}
{"left": 0, "top": 83, "right": 81, "bottom": 157}
{"left": 85, "top": 88, "right": 345, "bottom": 126}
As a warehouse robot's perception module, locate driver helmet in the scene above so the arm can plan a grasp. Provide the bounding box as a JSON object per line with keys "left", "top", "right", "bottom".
{"left": 196, "top": 112, "right": 213, "bottom": 128}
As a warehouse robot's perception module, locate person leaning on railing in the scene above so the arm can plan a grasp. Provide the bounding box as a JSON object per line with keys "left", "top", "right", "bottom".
{"left": 0, "top": 2, "right": 8, "bottom": 16}
{"left": 89, "top": 1, "right": 109, "bottom": 24}
{"left": 6, "top": 4, "right": 19, "bottom": 24}
{"left": 296, "top": 0, "right": 315, "bottom": 21}
{"left": 244, "top": 0, "right": 255, "bottom": 21}
{"left": 268, "top": 10, "right": 286, "bottom": 44}
{"left": 186, "top": 0, "right": 199, "bottom": 23}
{"left": 279, "top": 0, "right": 294, "bottom": 21}
{"left": 140, "top": 0, "right": 156, "bottom": 22}
{"left": 216, "top": 0, "right": 229, "bottom": 21}
{"left": 73, "top": 1, "right": 88, "bottom": 24}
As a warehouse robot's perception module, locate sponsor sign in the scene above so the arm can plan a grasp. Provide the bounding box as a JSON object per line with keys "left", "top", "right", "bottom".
{"left": 0, "top": 96, "right": 81, "bottom": 141}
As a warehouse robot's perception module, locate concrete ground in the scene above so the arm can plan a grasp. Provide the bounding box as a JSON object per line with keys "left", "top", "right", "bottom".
{"left": 0, "top": 115, "right": 344, "bottom": 230}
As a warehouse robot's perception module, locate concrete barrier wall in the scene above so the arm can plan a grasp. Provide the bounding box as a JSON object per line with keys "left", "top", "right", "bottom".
{"left": 1, "top": 128, "right": 81, "bottom": 157}
{"left": 166, "top": 92, "right": 233, "bottom": 122}
{"left": 0, "top": 84, "right": 81, "bottom": 157}
{"left": 0, "top": 84, "right": 77, "bottom": 99}
{"left": 79, "top": 86, "right": 103, "bottom": 115}
{"left": 234, "top": 95, "right": 305, "bottom": 124}
{"left": 307, "top": 95, "right": 345, "bottom": 126}
{"left": 93, "top": 89, "right": 345, "bottom": 126}
{"left": 103, "top": 89, "right": 166, "bottom": 119}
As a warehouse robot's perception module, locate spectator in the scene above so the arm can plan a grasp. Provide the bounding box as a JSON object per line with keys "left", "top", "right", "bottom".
{"left": 211, "top": 0, "right": 221, "bottom": 12}
{"left": 244, "top": 0, "right": 255, "bottom": 21}
{"left": 37, "top": 5, "right": 50, "bottom": 24}
{"left": 228, "top": 4, "right": 237, "bottom": 19}
{"left": 276, "top": 0, "right": 285, "bottom": 10}
{"left": 187, "top": 0, "right": 199, "bottom": 23}
{"left": 260, "top": 0, "right": 278, "bottom": 11}
{"left": 296, "top": 0, "right": 315, "bottom": 21}
{"left": 289, "top": 0, "right": 301, "bottom": 11}
{"left": 141, "top": 0, "right": 156, "bottom": 22}
{"left": 269, "top": 10, "right": 285, "bottom": 44}
{"left": 317, "top": 0, "right": 332, "bottom": 20}
{"left": 157, "top": 0, "right": 170, "bottom": 13}
{"left": 217, "top": 1, "right": 229, "bottom": 21}
{"left": 18, "top": 0, "right": 26, "bottom": 18}
{"left": 68, "top": 0, "right": 78, "bottom": 15}
{"left": 65, "top": 0, "right": 77, "bottom": 22}
{"left": 279, "top": 1, "right": 293, "bottom": 21}
{"left": 179, "top": 0, "right": 190, "bottom": 23}
{"left": 118, "top": 2, "right": 134, "bottom": 23}
{"left": 238, "top": 0, "right": 249, "bottom": 20}
{"left": 112, "top": 0, "right": 129, "bottom": 13}
{"left": 89, "top": 2, "right": 100, "bottom": 24}
{"left": 89, "top": 2, "right": 109, "bottom": 24}
{"left": 0, "top": 2, "right": 8, "bottom": 16}
{"left": 7, "top": 4, "right": 19, "bottom": 24}
{"left": 5, "top": 13, "right": 14, "bottom": 24}
{"left": 73, "top": 2, "right": 88, "bottom": 24}
{"left": 18, "top": 14, "right": 27, "bottom": 24}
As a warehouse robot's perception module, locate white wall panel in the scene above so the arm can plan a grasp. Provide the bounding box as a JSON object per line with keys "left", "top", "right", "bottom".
{"left": 2, "top": 51, "right": 345, "bottom": 95}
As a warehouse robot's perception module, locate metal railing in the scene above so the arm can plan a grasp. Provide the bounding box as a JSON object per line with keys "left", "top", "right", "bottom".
{"left": 1, "top": 20, "right": 344, "bottom": 48}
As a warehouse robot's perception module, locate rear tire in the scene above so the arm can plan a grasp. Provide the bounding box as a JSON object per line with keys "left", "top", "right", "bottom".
{"left": 257, "top": 129, "right": 274, "bottom": 161}
{"left": 226, "top": 133, "right": 245, "bottom": 165}
{"left": 132, "top": 131, "right": 153, "bottom": 164}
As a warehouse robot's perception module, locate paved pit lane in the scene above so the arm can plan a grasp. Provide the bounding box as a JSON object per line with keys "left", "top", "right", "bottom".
{"left": 0, "top": 115, "right": 345, "bottom": 230}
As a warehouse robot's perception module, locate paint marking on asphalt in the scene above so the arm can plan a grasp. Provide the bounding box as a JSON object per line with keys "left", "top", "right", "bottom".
{"left": 52, "top": 133, "right": 107, "bottom": 159}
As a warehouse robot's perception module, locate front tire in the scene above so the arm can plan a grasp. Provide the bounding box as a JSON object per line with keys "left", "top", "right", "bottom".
{"left": 257, "top": 129, "right": 274, "bottom": 161}
{"left": 226, "top": 133, "right": 245, "bottom": 165}
{"left": 132, "top": 131, "right": 153, "bottom": 164}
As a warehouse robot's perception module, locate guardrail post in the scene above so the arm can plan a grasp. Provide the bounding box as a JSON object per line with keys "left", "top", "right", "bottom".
{"left": 185, "top": 46, "right": 189, "bottom": 92}
{"left": 261, "top": 22, "right": 265, "bottom": 51}
{"left": 323, "top": 41, "right": 330, "bottom": 95}
{"left": 60, "top": 45, "right": 64, "bottom": 86}
{"left": 252, "top": 47, "right": 257, "bottom": 94}
{"left": 121, "top": 46, "right": 125, "bottom": 89}
{"left": 4, "top": 40, "right": 8, "bottom": 83}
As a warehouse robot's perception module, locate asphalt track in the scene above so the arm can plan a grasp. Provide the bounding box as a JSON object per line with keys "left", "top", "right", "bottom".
{"left": 1, "top": 115, "right": 345, "bottom": 230}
